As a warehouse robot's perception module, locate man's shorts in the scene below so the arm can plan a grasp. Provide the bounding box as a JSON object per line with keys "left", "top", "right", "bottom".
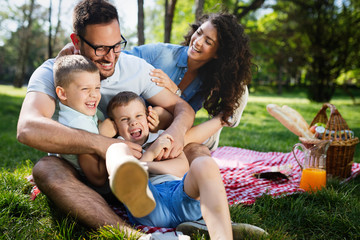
{"left": 126, "top": 174, "right": 202, "bottom": 228}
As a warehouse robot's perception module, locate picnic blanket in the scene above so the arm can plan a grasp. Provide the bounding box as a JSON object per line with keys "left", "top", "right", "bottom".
{"left": 27, "top": 146, "right": 360, "bottom": 234}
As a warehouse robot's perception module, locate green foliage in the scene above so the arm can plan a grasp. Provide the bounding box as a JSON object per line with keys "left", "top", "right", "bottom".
{"left": 246, "top": 0, "right": 360, "bottom": 102}
{"left": 0, "top": 1, "right": 68, "bottom": 85}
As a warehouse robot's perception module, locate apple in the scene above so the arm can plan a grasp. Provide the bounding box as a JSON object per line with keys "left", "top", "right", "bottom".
{"left": 310, "top": 125, "right": 317, "bottom": 134}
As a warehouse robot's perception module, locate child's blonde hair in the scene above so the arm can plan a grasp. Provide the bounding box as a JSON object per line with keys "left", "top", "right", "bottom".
{"left": 53, "top": 55, "right": 99, "bottom": 87}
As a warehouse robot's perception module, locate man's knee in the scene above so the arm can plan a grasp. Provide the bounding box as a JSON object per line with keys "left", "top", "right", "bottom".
{"left": 32, "top": 156, "right": 78, "bottom": 187}
{"left": 184, "top": 143, "right": 211, "bottom": 163}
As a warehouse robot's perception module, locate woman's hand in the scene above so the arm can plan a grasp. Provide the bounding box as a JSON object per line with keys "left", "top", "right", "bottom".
{"left": 147, "top": 106, "right": 160, "bottom": 132}
{"left": 150, "top": 69, "right": 179, "bottom": 94}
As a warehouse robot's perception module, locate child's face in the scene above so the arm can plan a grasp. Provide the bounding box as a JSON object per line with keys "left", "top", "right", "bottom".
{"left": 112, "top": 100, "right": 149, "bottom": 145}
{"left": 60, "top": 71, "right": 101, "bottom": 116}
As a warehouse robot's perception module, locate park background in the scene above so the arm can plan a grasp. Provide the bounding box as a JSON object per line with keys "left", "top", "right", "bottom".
{"left": 1, "top": 0, "right": 359, "bottom": 239}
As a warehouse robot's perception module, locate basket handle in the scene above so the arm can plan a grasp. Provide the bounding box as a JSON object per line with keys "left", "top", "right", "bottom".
{"left": 310, "top": 103, "right": 352, "bottom": 141}
{"left": 322, "top": 103, "right": 337, "bottom": 116}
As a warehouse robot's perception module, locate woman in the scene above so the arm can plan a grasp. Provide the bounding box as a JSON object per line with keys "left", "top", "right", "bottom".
{"left": 124, "top": 13, "right": 253, "bottom": 149}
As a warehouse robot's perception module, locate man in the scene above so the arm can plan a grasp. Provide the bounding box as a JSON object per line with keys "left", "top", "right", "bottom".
{"left": 17, "top": 0, "right": 194, "bottom": 235}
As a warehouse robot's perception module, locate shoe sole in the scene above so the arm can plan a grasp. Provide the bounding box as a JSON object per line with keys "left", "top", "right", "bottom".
{"left": 176, "top": 220, "right": 268, "bottom": 240}
{"left": 110, "top": 160, "right": 156, "bottom": 218}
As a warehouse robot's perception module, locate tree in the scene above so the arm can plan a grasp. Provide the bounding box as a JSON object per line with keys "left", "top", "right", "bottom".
{"left": 0, "top": 1, "right": 67, "bottom": 85}
{"left": 164, "top": 0, "right": 177, "bottom": 43}
{"left": 286, "top": 0, "right": 360, "bottom": 102}
{"left": 233, "top": 0, "right": 265, "bottom": 19}
{"left": 137, "top": 0, "right": 145, "bottom": 45}
{"left": 48, "top": 0, "right": 63, "bottom": 58}
{"left": 195, "top": 0, "right": 204, "bottom": 21}
{"left": 14, "top": 0, "right": 35, "bottom": 88}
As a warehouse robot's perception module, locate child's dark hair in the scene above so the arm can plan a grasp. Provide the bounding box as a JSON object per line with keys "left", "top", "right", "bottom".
{"left": 107, "top": 91, "right": 147, "bottom": 120}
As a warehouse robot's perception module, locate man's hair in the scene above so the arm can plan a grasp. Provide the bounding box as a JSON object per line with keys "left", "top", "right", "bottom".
{"left": 107, "top": 91, "right": 146, "bottom": 120}
{"left": 73, "top": 0, "right": 119, "bottom": 37}
{"left": 54, "top": 55, "right": 99, "bottom": 87}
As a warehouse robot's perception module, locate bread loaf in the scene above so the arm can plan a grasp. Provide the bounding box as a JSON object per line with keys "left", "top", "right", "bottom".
{"left": 266, "top": 104, "right": 314, "bottom": 139}
{"left": 282, "top": 105, "right": 310, "bottom": 131}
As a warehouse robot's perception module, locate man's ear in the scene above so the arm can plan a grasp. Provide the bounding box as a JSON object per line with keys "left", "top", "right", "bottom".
{"left": 70, "top": 33, "right": 81, "bottom": 50}
{"left": 55, "top": 86, "right": 67, "bottom": 101}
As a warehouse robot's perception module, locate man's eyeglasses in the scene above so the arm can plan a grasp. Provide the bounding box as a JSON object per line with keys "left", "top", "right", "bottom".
{"left": 78, "top": 35, "right": 127, "bottom": 56}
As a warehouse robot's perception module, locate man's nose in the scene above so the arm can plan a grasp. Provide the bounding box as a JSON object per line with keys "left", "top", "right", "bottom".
{"left": 103, "top": 48, "right": 117, "bottom": 60}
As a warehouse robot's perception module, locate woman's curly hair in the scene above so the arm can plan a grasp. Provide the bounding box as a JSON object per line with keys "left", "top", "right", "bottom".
{"left": 182, "top": 13, "right": 253, "bottom": 124}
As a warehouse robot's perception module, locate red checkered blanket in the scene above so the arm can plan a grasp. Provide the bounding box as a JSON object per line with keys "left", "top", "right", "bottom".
{"left": 27, "top": 146, "right": 360, "bottom": 234}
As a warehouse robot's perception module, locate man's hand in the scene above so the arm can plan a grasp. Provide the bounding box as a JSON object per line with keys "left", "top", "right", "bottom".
{"left": 56, "top": 43, "right": 79, "bottom": 59}
{"left": 98, "top": 136, "right": 143, "bottom": 160}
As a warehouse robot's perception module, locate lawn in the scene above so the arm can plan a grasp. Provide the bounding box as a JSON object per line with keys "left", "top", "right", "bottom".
{"left": 1, "top": 84, "right": 359, "bottom": 239}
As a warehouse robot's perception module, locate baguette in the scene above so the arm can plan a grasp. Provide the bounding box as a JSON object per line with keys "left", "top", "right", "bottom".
{"left": 266, "top": 104, "right": 313, "bottom": 139}
{"left": 282, "top": 105, "right": 310, "bottom": 131}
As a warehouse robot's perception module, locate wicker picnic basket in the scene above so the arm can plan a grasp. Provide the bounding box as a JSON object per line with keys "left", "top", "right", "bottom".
{"left": 299, "top": 103, "right": 359, "bottom": 178}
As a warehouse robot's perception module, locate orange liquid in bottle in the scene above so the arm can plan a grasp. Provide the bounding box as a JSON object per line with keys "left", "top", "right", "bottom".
{"left": 299, "top": 168, "right": 326, "bottom": 192}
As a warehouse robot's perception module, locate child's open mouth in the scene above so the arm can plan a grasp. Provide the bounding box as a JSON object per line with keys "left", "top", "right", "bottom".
{"left": 130, "top": 129, "right": 142, "bottom": 138}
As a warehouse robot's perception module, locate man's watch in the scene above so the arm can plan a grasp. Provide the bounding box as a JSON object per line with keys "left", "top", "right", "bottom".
{"left": 175, "top": 88, "right": 182, "bottom": 97}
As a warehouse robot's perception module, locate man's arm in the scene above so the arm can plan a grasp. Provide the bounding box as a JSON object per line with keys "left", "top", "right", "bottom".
{"left": 147, "top": 89, "right": 195, "bottom": 159}
{"left": 17, "top": 91, "right": 142, "bottom": 159}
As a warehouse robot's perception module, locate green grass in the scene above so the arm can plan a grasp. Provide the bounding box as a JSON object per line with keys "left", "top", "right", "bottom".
{"left": 1, "top": 85, "right": 360, "bottom": 239}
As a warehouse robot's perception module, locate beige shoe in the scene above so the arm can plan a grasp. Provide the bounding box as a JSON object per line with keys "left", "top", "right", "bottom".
{"left": 109, "top": 158, "right": 156, "bottom": 218}
{"left": 202, "top": 128, "right": 223, "bottom": 151}
{"left": 176, "top": 219, "right": 268, "bottom": 240}
{"left": 227, "top": 86, "right": 249, "bottom": 128}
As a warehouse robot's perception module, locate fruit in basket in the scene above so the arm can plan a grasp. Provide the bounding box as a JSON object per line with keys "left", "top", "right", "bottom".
{"left": 315, "top": 122, "right": 326, "bottom": 128}
{"left": 309, "top": 125, "right": 316, "bottom": 134}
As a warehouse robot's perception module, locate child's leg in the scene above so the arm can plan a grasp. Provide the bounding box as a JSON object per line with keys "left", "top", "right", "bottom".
{"left": 183, "top": 155, "right": 232, "bottom": 240}
{"left": 106, "top": 143, "right": 156, "bottom": 218}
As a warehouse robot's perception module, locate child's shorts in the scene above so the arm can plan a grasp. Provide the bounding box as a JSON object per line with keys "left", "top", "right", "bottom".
{"left": 126, "top": 174, "right": 202, "bottom": 228}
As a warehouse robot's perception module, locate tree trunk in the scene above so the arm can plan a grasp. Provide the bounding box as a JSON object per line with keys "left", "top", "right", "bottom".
{"left": 195, "top": 0, "right": 204, "bottom": 21}
{"left": 52, "top": 0, "right": 63, "bottom": 54}
{"left": 137, "top": 0, "right": 145, "bottom": 45}
{"left": 164, "top": 0, "right": 177, "bottom": 43}
{"left": 48, "top": 0, "right": 52, "bottom": 59}
{"left": 234, "top": 0, "right": 265, "bottom": 19}
{"left": 14, "top": 0, "right": 35, "bottom": 88}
